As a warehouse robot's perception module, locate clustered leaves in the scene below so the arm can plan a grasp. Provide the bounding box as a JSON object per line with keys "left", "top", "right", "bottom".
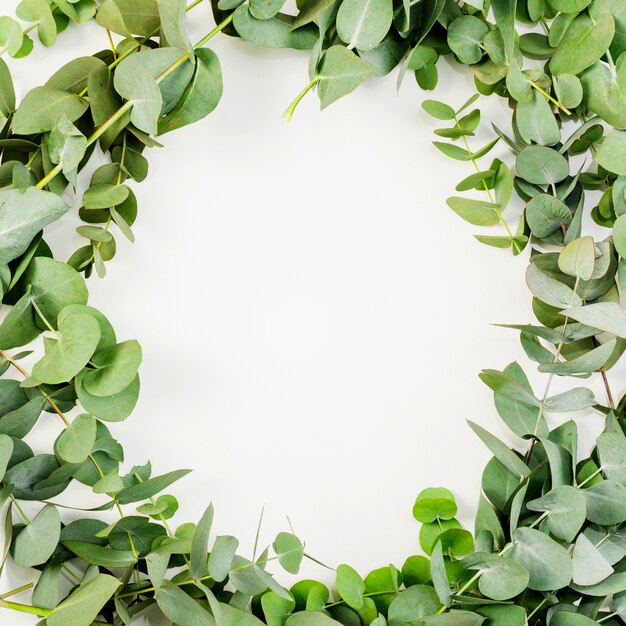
{"left": 0, "top": 0, "right": 625, "bottom": 625}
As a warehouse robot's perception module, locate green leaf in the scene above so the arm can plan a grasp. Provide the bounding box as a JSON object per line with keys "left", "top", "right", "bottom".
{"left": 527, "top": 485, "right": 586, "bottom": 542}
{"left": 273, "top": 532, "right": 304, "bottom": 574}
{"left": 447, "top": 16, "right": 489, "bottom": 64}
{"left": 54, "top": 414, "right": 98, "bottom": 464}
{"left": 540, "top": 338, "right": 616, "bottom": 375}
{"left": 561, "top": 302, "right": 626, "bottom": 338}
{"left": 12, "top": 86, "right": 88, "bottom": 135}
{"left": 597, "top": 432, "right": 626, "bottom": 484}
{"left": 516, "top": 146, "right": 569, "bottom": 185}
{"left": 190, "top": 503, "right": 214, "bottom": 579}
{"left": 468, "top": 421, "right": 530, "bottom": 478}
{"left": 208, "top": 534, "right": 239, "bottom": 582}
{"left": 388, "top": 585, "right": 441, "bottom": 624}
{"left": 32, "top": 314, "right": 101, "bottom": 384}
{"left": 549, "top": 0, "right": 591, "bottom": 11}
{"left": 317, "top": 45, "right": 372, "bottom": 109}
{"left": 584, "top": 480, "right": 626, "bottom": 524}
{"left": 48, "top": 116, "right": 87, "bottom": 187}
{"left": 429, "top": 541, "right": 451, "bottom": 607}
{"left": 422, "top": 99, "right": 455, "bottom": 120}
{"left": 158, "top": 0, "right": 193, "bottom": 53}
{"left": 261, "top": 590, "right": 296, "bottom": 626}
{"left": 96, "top": 0, "right": 160, "bottom": 37}
{"left": 233, "top": 6, "right": 318, "bottom": 50}
{"left": 0, "top": 16, "right": 24, "bottom": 58}
{"left": 509, "top": 527, "right": 572, "bottom": 591}
{"left": 550, "top": 612, "right": 599, "bottom": 626}
{"left": 250, "top": 0, "right": 285, "bottom": 20}
{"left": 75, "top": 371, "right": 140, "bottom": 422}
{"left": 558, "top": 236, "right": 595, "bottom": 280}
{"left": 554, "top": 74, "right": 583, "bottom": 109}
{"left": 125, "top": 47, "right": 194, "bottom": 116}
{"left": 285, "top": 613, "right": 340, "bottom": 626}
{"left": 336, "top": 564, "right": 365, "bottom": 610}
{"left": 336, "top": 0, "right": 393, "bottom": 51}
{"left": 544, "top": 387, "right": 596, "bottom": 412}
{"left": 83, "top": 184, "right": 130, "bottom": 210}
{"left": 516, "top": 91, "right": 560, "bottom": 146}
{"left": 526, "top": 262, "right": 582, "bottom": 308}
{"left": 47, "top": 56, "right": 107, "bottom": 95}
{"left": 595, "top": 129, "right": 626, "bottom": 175}
{"left": 491, "top": 0, "right": 517, "bottom": 61}
{"left": 113, "top": 59, "right": 162, "bottom": 135}
{"left": 434, "top": 142, "right": 470, "bottom": 161}
{"left": 116, "top": 469, "right": 191, "bottom": 504}
{"left": 581, "top": 57, "right": 626, "bottom": 130}
{"left": 0, "top": 435, "right": 13, "bottom": 482}
{"left": 455, "top": 170, "right": 495, "bottom": 192}
{"left": 413, "top": 487, "right": 457, "bottom": 523}
{"left": 158, "top": 48, "right": 223, "bottom": 134}
{"left": 445, "top": 197, "right": 500, "bottom": 226}
{"left": 572, "top": 533, "right": 613, "bottom": 586}
{"left": 526, "top": 194, "right": 571, "bottom": 239}
{"left": 12, "top": 504, "right": 60, "bottom": 567}
{"left": 479, "top": 367, "right": 541, "bottom": 407}
{"left": 0, "top": 58, "right": 15, "bottom": 117}
{"left": 62, "top": 540, "right": 137, "bottom": 567}
{"left": 0, "top": 188, "right": 69, "bottom": 265}
{"left": 47, "top": 574, "right": 120, "bottom": 626}
{"left": 16, "top": 0, "right": 56, "bottom": 47}
{"left": 550, "top": 13, "right": 615, "bottom": 76}
{"left": 462, "top": 552, "right": 529, "bottom": 601}
{"left": 493, "top": 362, "right": 546, "bottom": 438}
{"left": 82, "top": 340, "right": 142, "bottom": 397}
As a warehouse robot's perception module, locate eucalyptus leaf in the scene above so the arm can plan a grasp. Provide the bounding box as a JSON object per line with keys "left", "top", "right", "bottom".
{"left": 317, "top": 45, "right": 372, "bottom": 109}
{"left": 11, "top": 504, "right": 60, "bottom": 567}
{"left": 0, "top": 188, "right": 69, "bottom": 265}
{"left": 336, "top": 0, "right": 392, "bottom": 51}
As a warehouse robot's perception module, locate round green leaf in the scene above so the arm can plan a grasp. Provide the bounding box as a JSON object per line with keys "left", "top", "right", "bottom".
{"left": 558, "top": 236, "right": 595, "bottom": 281}
{"left": 509, "top": 527, "right": 573, "bottom": 591}
{"left": 11, "top": 504, "right": 61, "bottom": 567}
{"left": 336, "top": 0, "right": 393, "bottom": 51}
{"left": 412, "top": 487, "right": 457, "bottom": 523}
{"left": 526, "top": 194, "right": 572, "bottom": 239}
{"left": 54, "top": 413, "right": 98, "bottom": 464}
{"left": 526, "top": 485, "right": 586, "bottom": 542}
{"left": 463, "top": 552, "right": 529, "bottom": 601}
{"left": 31, "top": 314, "right": 101, "bottom": 384}
{"left": 447, "top": 16, "right": 489, "bottom": 65}
{"left": 335, "top": 564, "right": 365, "bottom": 610}
{"left": 516, "top": 146, "right": 569, "bottom": 186}
{"left": 388, "top": 585, "right": 441, "bottom": 624}
{"left": 82, "top": 340, "right": 142, "bottom": 397}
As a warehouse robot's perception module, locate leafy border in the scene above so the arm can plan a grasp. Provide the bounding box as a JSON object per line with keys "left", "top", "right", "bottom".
{"left": 0, "top": 0, "right": 625, "bottom": 625}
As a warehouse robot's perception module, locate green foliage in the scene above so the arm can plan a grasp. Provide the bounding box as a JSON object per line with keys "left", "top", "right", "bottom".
{"left": 0, "top": 0, "right": 625, "bottom": 625}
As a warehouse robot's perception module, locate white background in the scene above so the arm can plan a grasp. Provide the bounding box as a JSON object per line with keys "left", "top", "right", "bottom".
{"left": 1, "top": 3, "right": 613, "bottom": 623}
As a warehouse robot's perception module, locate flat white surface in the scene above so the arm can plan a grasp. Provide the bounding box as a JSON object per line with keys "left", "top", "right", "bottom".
{"left": 1, "top": 4, "right": 613, "bottom": 622}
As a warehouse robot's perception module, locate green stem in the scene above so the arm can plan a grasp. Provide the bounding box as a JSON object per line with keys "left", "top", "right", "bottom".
{"left": 0, "top": 583, "right": 34, "bottom": 600}
{"left": 36, "top": 101, "right": 133, "bottom": 190}
{"left": 527, "top": 597, "right": 548, "bottom": 620}
{"left": 525, "top": 276, "right": 580, "bottom": 462}
{"left": 0, "top": 599, "right": 51, "bottom": 617}
{"left": 454, "top": 115, "right": 521, "bottom": 253}
{"left": 455, "top": 570, "right": 481, "bottom": 596}
{"left": 530, "top": 81, "right": 572, "bottom": 116}
{"left": 282, "top": 77, "right": 320, "bottom": 122}
{"left": 195, "top": 13, "right": 235, "bottom": 49}
{"left": 9, "top": 495, "right": 30, "bottom": 524}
